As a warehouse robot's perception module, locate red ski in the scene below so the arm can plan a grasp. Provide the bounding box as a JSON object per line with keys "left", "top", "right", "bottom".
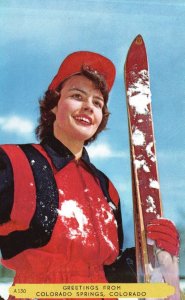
{"left": 124, "top": 35, "right": 180, "bottom": 299}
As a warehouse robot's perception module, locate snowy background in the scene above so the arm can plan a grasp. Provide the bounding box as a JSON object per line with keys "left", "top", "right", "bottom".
{"left": 0, "top": 0, "right": 185, "bottom": 296}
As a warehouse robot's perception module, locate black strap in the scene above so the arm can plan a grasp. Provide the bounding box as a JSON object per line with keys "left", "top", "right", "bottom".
{"left": 0, "top": 144, "right": 59, "bottom": 259}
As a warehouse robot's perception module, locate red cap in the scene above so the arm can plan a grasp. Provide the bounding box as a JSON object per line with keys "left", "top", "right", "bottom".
{"left": 48, "top": 51, "right": 116, "bottom": 92}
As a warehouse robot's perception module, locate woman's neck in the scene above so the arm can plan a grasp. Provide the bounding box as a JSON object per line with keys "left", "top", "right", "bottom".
{"left": 53, "top": 131, "right": 84, "bottom": 160}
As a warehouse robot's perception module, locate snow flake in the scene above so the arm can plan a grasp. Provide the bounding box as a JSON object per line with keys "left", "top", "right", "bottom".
{"left": 98, "top": 215, "right": 116, "bottom": 251}
{"left": 101, "top": 207, "right": 113, "bottom": 224}
{"left": 149, "top": 179, "right": 160, "bottom": 189}
{"left": 146, "top": 142, "right": 156, "bottom": 162}
{"left": 108, "top": 202, "right": 117, "bottom": 211}
{"left": 150, "top": 157, "right": 156, "bottom": 162}
{"left": 94, "top": 203, "right": 117, "bottom": 251}
{"left": 134, "top": 159, "right": 150, "bottom": 172}
{"left": 143, "top": 164, "right": 150, "bottom": 172}
{"left": 57, "top": 200, "right": 89, "bottom": 239}
{"left": 31, "top": 160, "right": 35, "bottom": 165}
{"left": 146, "top": 196, "right": 157, "bottom": 214}
{"left": 30, "top": 182, "right": 34, "bottom": 186}
{"left": 132, "top": 129, "right": 145, "bottom": 146}
{"left": 96, "top": 212, "right": 100, "bottom": 218}
{"left": 114, "top": 220, "right": 118, "bottom": 227}
{"left": 58, "top": 189, "right": 64, "bottom": 196}
{"left": 103, "top": 234, "right": 115, "bottom": 250}
{"left": 127, "top": 70, "right": 151, "bottom": 115}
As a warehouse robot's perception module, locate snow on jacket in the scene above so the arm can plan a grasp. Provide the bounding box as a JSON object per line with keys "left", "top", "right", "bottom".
{"left": 0, "top": 136, "right": 124, "bottom": 291}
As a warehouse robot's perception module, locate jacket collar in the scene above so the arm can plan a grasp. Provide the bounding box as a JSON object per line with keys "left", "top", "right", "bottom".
{"left": 41, "top": 135, "right": 91, "bottom": 171}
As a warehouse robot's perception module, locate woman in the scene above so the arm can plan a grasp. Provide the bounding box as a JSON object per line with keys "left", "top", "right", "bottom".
{"left": 0, "top": 51, "right": 180, "bottom": 298}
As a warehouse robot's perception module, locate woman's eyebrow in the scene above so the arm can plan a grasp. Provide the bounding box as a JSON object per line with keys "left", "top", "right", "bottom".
{"left": 69, "top": 87, "right": 87, "bottom": 95}
{"left": 94, "top": 95, "right": 104, "bottom": 101}
{"left": 69, "top": 87, "right": 104, "bottom": 101}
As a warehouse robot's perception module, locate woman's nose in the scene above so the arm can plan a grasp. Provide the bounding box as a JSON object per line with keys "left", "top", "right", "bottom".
{"left": 82, "top": 99, "right": 93, "bottom": 112}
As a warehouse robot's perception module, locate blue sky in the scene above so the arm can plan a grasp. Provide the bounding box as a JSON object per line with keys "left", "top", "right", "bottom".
{"left": 0, "top": 0, "right": 185, "bottom": 275}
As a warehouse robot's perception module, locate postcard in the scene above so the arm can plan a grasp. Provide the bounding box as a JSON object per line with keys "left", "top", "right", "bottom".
{"left": 0, "top": 1, "right": 184, "bottom": 299}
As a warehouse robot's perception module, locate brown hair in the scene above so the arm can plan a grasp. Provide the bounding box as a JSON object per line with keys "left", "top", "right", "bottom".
{"left": 35, "top": 66, "right": 110, "bottom": 145}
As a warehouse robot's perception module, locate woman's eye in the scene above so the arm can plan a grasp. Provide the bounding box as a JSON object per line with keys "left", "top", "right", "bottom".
{"left": 71, "top": 93, "right": 82, "bottom": 100}
{"left": 94, "top": 100, "right": 103, "bottom": 109}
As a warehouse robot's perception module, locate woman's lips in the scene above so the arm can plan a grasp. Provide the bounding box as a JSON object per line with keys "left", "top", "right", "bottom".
{"left": 73, "top": 114, "right": 92, "bottom": 125}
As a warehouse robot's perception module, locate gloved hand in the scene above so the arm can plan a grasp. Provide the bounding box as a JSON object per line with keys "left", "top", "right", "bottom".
{"left": 147, "top": 218, "right": 180, "bottom": 257}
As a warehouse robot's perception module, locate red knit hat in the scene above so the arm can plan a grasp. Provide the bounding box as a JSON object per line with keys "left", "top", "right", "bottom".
{"left": 48, "top": 51, "right": 116, "bottom": 92}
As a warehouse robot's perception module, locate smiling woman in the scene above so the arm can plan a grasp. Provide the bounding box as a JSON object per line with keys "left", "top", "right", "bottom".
{"left": 0, "top": 51, "right": 125, "bottom": 300}
{"left": 0, "top": 50, "right": 181, "bottom": 300}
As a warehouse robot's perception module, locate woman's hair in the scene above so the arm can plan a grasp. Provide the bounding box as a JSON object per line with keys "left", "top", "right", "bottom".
{"left": 35, "top": 66, "right": 110, "bottom": 145}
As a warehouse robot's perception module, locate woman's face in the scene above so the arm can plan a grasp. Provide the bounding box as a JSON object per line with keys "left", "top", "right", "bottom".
{"left": 52, "top": 75, "right": 104, "bottom": 145}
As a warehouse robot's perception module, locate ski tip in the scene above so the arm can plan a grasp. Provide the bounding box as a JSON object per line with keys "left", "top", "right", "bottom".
{"left": 134, "top": 34, "right": 144, "bottom": 45}
{"left": 125, "top": 35, "right": 145, "bottom": 59}
{"left": 124, "top": 34, "right": 148, "bottom": 83}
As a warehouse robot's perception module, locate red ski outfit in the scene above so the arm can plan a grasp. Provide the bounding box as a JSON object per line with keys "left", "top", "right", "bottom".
{"left": 0, "top": 136, "right": 124, "bottom": 299}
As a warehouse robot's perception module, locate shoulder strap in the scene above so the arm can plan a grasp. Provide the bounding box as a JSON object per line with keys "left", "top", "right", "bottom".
{"left": 1, "top": 145, "right": 36, "bottom": 228}
{"left": 0, "top": 144, "right": 59, "bottom": 259}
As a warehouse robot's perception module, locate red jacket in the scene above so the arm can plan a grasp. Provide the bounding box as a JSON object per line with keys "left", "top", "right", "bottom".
{"left": 0, "top": 136, "right": 124, "bottom": 290}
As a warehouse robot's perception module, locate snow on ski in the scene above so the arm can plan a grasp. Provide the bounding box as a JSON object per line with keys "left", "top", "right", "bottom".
{"left": 124, "top": 35, "right": 180, "bottom": 300}
{"left": 124, "top": 34, "right": 162, "bottom": 283}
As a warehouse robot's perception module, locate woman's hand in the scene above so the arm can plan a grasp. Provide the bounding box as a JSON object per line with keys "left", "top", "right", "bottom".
{"left": 147, "top": 218, "right": 180, "bottom": 300}
{"left": 147, "top": 218, "right": 180, "bottom": 257}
